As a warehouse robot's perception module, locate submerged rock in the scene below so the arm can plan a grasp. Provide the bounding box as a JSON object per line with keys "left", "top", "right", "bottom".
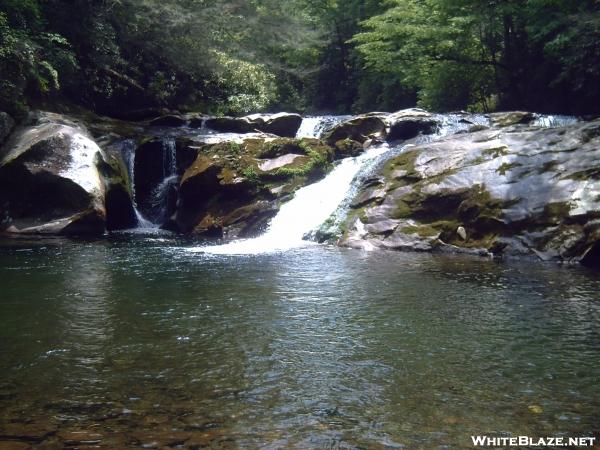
{"left": 341, "top": 118, "right": 600, "bottom": 264}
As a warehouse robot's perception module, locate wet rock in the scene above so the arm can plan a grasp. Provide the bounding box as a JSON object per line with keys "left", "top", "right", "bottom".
{"left": 385, "top": 108, "right": 439, "bottom": 141}
{"left": 0, "top": 112, "right": 15, "bottom": 144}
{"left": 334, "top": 139, "right": 364, "bottom": 158}
{"left": 175, "top": 137, "right": 335, "bottom": 236}
{"left": 205, "top": 116, "right": 254, "bottom": 134}
{"left": 0, "top": 422, "right": 57, "bottom": 442}
{"left": 0, "top": 112, "right": 106, "bottom": 236}
{"left": 259, "top": 153, "right": 303, "bottom": 171}
{"left": 0, "top": 442, "right": 30, "bottom": 450}
{"left": 246, "top": 112, "right": 303, "bottom": 137}
{"left": 222, "top": 200, "right": 278, "bottom": 238}
{"left": 130, "top": 430, "right": 191, "bottom": 448}
{"left": 96, "top": 148, "right": 136, "bottom": 230}
{"left": 322, "top": 116, "right": 386, "bottom": 145}
{"left": 205, "top": 113, "right": 302, "bottom": 137}
{"left": 57, "top": 430, "right": 103, "bottom": 445}
{"left": 149, "top": 114, "right": 188, "bottom": 127}
{"left": 341, "top": 119, "right": 600, "bottom": 264}
{"left": 489, "top": 111, "right": 535, "bottom": 127}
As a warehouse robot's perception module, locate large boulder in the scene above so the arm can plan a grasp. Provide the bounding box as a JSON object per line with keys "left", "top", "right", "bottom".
{"left": 489, "top": 111, "right": 535, "bottom": 127}
{"left": 0, "top": 112, "right": 108, "bottom": 235}
{"left": 175, "top": 137, "right": 335, "bottom": 237}
{"left": 204, "top": 113, "right": 303, "bottom": 137}
{"left": 340, "top": 119, "right": 600, "bottom": 265}
{"left": 97, "top": 146, "right": 137, "bottom": 230}
{"left": 385, "top": 108, "right": 439, "bottom": 141}
{"left": 322, "top": 116, "right": 387, "bottom": 145}
{"left": 245, "top": 113, "right": 303, "bottom": 137}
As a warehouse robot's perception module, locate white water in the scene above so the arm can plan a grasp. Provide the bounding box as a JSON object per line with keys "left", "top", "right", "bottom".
{"left": 195, "top": 144, "right": 392, "bottom": 255}
{"left": 295, "top": 116, "right": 352, "bottom": 139}
{"left": 532, "top": 114, "right": 579, "bottom": 128}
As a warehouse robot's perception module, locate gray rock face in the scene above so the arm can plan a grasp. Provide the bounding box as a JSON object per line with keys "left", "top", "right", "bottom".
{"left": 385, "top": 108, "right": 439, "bottom": 140}
{"left": 322, "top": 116, "right": 387, "bottom": 145}
{"left": 0, "top": 112, "right": 127, "bottom": 235}
{"left": 0, "top": 112, "right": 15, "bottom": 144}
{"left": 205, "top": 113, "right": 302, "bottom": 137}
{"left": 341, "top": 119, "right": 600, "bottom": 264}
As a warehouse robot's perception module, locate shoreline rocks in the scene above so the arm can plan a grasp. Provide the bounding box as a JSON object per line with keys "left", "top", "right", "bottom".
{"left": 339, "top": 118, "right": 600, "bottom": 265}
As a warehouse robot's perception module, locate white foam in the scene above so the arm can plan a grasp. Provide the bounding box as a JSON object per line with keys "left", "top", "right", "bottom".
{"left": 194, "top": 144, "right": 391, "bottom": 255}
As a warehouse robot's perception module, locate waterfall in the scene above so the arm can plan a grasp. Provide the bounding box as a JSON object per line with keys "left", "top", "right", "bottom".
{"left": 121, "top": 140, "right": 154, "bottom": 228}
{"left": 196, "top": 144, "right": 392, "bottom": 255}
{"left": 121, "top": 137, "right": 179, "bottom": 230}
{"left": 296, "top": 116, "right": 352, "bottom": 139}
{"left": 532, "top": 114, "right": 579, "bottom": 128}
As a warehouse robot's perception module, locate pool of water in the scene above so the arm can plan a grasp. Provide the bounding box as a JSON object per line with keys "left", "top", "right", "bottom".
{"left": 0, "top": 236, "right": 599, "bottom": 448}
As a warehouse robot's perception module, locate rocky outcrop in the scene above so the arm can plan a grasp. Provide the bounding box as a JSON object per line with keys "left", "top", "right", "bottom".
{"left": 489, "top": 111, "right": 535, "bottom": 127}
{"left": 385, "top": 108, "right": 439, "bottom": 140}
{"left": 176, "top": 137, "right": 335, "bottom": 238}
{"left": 0, "top": 112, "right": 15, "bottom": 144}
{"left": 322, "top": 116, "right": 386, "bottom": 145}
{"left": 205, "top": 113, "right": 302, "bottom": 137}
{"left": 0, "top": 113, "right": 106, "bottom": 235}
{"left": 0, "top": 112, "right": 135, "bottom": 235}
{"left": 340, "top": 119, "right": 600, "bottom": 264}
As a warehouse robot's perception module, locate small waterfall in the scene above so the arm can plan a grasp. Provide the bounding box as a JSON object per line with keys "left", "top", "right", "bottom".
{"left": 532, "top": 114, "right": 579, "bottom": 128}
{"left": 296, "top": 116, "right": 352, "bottom": 139}
{"left": 121, "top": 140, "right": 154, "bottom": 228}
{"left": 144, "top": 137, "right": 179, "bottom": 226}
{"left": 121, "top": 137, "right": 179, "bottom": 229}
{"left": 197, "top": 144, "right": 392, "bottom": 255}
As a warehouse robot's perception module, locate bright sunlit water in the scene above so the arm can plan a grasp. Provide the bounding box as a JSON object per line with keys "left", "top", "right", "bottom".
{"left": 199, "top": 145, "right": 391, "bottom": 255}
{"left": 0, "top": 237, "right": 599, "bottom": 448}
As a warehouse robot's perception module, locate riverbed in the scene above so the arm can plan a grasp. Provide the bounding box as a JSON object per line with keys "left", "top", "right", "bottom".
{"left": 0, "top": 236, "right": 599, "bottom": 448}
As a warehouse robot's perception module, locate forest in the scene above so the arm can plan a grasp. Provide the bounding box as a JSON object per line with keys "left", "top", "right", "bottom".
{"left": 1, "top": 0, "right": 599, "bottom": 119}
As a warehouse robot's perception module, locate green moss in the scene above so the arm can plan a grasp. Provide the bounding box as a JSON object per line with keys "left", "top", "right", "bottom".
{"left": 496, "top": 162, "right": 522, "bottom": 175}
{"left": 564, "top": 168, "right": 600, "bottom": 181}
{"left": 482, "top": 146, "right": 509, "bottom": 158}
{"left": 400, "top": 224, "right": 439, "bottom": 237}
{"left": 227, "top": 142, "right": 242, "bottom": 154}
{"left": 241, "top": 166, "right": 260, "bottom": 183}
{"left": 543, "top": 201, "right": 572, "bottom": 219}
{"left": 383, "top": 150, "right": 420, "bottom": 182}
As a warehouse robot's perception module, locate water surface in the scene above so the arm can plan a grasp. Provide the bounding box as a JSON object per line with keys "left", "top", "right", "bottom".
{"left": 0, "top": 237, "right": 599, "bottom": 448}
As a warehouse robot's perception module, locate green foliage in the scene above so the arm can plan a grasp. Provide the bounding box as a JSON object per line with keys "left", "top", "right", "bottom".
{"left": 353, "top": 0, "right": 600, "bottom": 113}
{"left": 0, "top": 0, "right": 599, "bottom": 116}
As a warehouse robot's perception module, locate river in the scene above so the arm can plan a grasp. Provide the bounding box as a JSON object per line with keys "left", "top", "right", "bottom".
{"left": 0, "top": 236, "right": 598, "bottom": 448}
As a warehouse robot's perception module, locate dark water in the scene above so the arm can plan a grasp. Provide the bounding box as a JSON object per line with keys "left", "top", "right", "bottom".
{"left": 0, "top": 236, "right": 599, "bottom": 449}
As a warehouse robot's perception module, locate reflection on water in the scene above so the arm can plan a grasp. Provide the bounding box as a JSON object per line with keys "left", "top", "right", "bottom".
{"left": 0, "top": 237, "right": 599, "bottom": 448}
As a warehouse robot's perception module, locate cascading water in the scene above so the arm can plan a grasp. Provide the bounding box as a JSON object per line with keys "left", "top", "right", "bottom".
{"left": 121, "top": 137, "right": 179, "bottom": 229}
{"left": 532, "top": 114, "right": 579, "bottom": 128}
{"left": 144, "top": 137, "right": 179, "bottom": 226}
{"left": 191, "top": 111, "right": 582, "bottom": 253}
{"left": 196, "top": 143, "right": 393, "bottom": 255}
{"left": 121, "top": 140, "right": 154, "bottom": 228}
{"left": 296, "top": 116, "right": 352, "bottom": 139}
{"left": 197, "top": 113, "right": 497, "bottom": 255}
